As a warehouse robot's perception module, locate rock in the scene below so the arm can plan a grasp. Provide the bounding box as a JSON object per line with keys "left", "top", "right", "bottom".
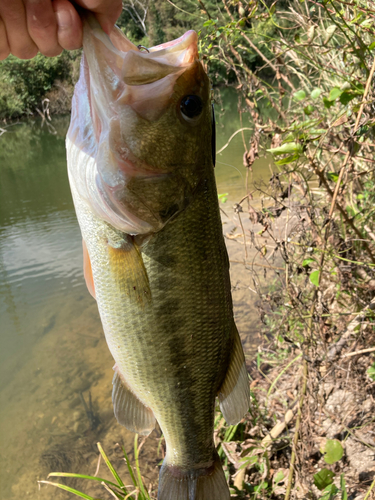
{"left": 325, "top": 389, "right": 354, "bottom": 414}
{"left": 362, "top": 398, "right": 373, "bottom": 413}
{"left": 321, "top": 418, "right": 341, "bottom": 439}
{"left": 73, "top": 411, "right": 83, "bottom": 422}
{"left": 346, "top": 437, "right": 375, "bottom": 475}
{"left": 73, "top": 420, "right": 86, "bottom": 434}
{"left": 68, "top": 396, "right": 81, "bottom": 409}
{"left": 318, "top": 382, "right": 335, "bottom": 399}
{"left": 70, "top": 377, "right": 91, "bottom": 393}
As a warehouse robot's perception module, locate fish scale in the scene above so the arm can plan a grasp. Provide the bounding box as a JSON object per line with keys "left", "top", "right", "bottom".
{"left": 73, "top": 171, "right": 232, "bottom": 467}
{"left": 67, "top": 14, "right": 250, "bottom": 500}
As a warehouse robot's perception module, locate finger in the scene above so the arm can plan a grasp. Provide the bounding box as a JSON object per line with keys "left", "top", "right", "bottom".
{"left": 75, "top": 0, "right": 122, "bottom": 34}
{"left": 0, "top": 0, "right": 38, "bottom": 59}
{"left": 24, "top": 0, "right": 62, "bottom": 57}
{"left": 53, "top": 0, "right": 82, "bottom": 50}
{"left": 0, "top": 17, "right": 10, "bottom": 60}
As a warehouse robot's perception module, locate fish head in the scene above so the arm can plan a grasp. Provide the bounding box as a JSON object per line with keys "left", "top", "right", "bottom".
{"left": 67, "top": 16, "right": 213, "bottom": 234}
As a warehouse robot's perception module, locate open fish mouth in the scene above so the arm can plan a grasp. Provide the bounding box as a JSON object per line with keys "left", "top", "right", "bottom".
{"left": 67, "top": 14, "right": 211, "bottom": 235}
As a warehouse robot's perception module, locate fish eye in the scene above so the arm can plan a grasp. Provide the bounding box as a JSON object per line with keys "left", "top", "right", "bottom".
{"left": 180, "top": 95, "right": 203, "bottom": 120}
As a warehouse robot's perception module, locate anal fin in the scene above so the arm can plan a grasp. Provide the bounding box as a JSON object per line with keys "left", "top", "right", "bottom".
{"left": 218, "top": 325, "right": 250, "bottom": 425}
{"left": 112, "top": 365, "right": 155, "bottom": 435}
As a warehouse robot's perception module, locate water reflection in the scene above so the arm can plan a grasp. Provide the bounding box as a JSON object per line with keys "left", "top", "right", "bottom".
{"left": 0, "top": 89, "right": 265, "bottom": 499}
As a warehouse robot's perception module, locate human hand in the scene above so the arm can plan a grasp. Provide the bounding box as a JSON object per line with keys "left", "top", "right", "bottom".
{"left": 0, "top": 0, "right": 122, "bottom": 60}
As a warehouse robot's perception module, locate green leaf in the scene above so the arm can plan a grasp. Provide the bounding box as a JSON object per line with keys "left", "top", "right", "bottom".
{"left": 274, "top": 470, "right": 285, "bottom": 484}
{"left": 304, "top": 105, "right": 314, "bottom": 115}
{"left": 323, "top": 97, "right": 335, "bottom": 109}
{"left": 48, "top": 473, "right": 121, "bottom": 491}
{"left": 293, "top": 90, "right": 306, "bottom": 101}
{"left": 340, "top": 92, "right": 357, "bottom": 105}
{"left": 38, "top": 481, "right": 99, "bottom": 500}
{"left": 97, "top": 443, "right": 125, "bottom": 489}
{"left": 324, "top": 25, "right": 337, "bottom": 44}
{"left": 203, "top": 19, "right": 216, "bottom": 27}
{"left": 326, "top": 172, "right": 339, "bottom": 182}
{"left": 369, "top": 41, "right": 375, "bottom": 50}
{"left": 267, "top": 142, "right": 303, "bottom": 156}
{"left": 328, "top": 87, "right": 343, "bottom": 101}
{"left": 218, "top": 193, "right": 229, "bottom": 203}
{"left": 121, "top": 445, "right": 138, "bottom": 488}
{"left": 311, "top": 88, "right": 322, "bottom": 99}
{"left": 361, "top": 19, "right": 373, "bottom": 28}
{"left": 367, "top": 362, "right": 375, "bottom": 381}
{"left": 340, "top": 474, "right": 348, "bottom": 500}
{"left": 320, "top": 483, "right": 339, "bottom": 500}
{"left": 324, "top": 439, "right": 344, "bottom": 464}
{"left": 309, "top": 270, "right": 320, "bottom": 286}
{"left": 275, "top": 153, "right": 299, "bottom": 165}
{"left": 314, "top": 468, "right": 335, "bottom": 491}
{"left": 134, "top": 435, "right": 148, "bottom": 500}
{"left": 302, "top": 258, "right": 315, "bottom": 267}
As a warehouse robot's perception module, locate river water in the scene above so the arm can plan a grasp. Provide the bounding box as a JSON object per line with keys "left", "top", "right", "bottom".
{"left": 0, "top": 88, "right": 276, "bottom": 499}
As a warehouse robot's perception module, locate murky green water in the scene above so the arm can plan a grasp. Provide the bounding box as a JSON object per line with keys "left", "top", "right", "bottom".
{"left": 0, "top": 88, "right": 272, "bottom": 499}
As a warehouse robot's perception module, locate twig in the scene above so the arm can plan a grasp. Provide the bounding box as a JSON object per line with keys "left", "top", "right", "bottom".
{"left": 311, "top": 164, "right": 375, "bottom": 263}
{"left": 327, "top": 296, "right": 375, "bottom": 360}
{"left": 364, "top": 225, "right": 375, "bottom": 243}
{"left": 197, "top": 0, "right": 212, "bottom": 19}
{"left": 230, "top": 259, "right": 284, "bottom": 271}
{"left": 317, "top": 54, "right": 375, "bottom": 273}
{"left": 364, "top": 476, "right": 375, "bottom": 500}
{"left": 261, "top": 399, "right": 299, "bottom": 448}
{"left": 342, "top": 347, "right": 375, "bottom": 358}
{"left": 323, "top": 408, "right": 375, "bottom": 451}
{"left": 239, "top": 30, "right": 296, "bottom": 91}
{"left": 216, "top": 127, "right": 253, "bottom": 155}
{"left": 284, "top": 359, "right": 308, "bottom": 500}
{"left": 102, "top": 482, "right": 120, "bottom": 499}
{"left": 94, "top": 453, "right": 101, "bottom": 477}
{"left": 267, "top": 354, "right": 302, "bottom": 396}
{"left": 236, "top": 211, "right": 248, "bottom": 259}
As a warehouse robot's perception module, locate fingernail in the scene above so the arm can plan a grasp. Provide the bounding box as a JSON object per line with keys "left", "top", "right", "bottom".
{"left": 56, "top": 9, "right": 72, "bottom": 29}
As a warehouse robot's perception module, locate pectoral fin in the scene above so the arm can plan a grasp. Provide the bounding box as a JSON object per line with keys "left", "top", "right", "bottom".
{"left": 82, "top": 239, "right": 96, "bottom": 299}
{"left": 107, "top": 234, "right": 151, "bottom": 307}
{"left": 218, "top": 326, "right": 250, "bottom": 425}
{"left": 112, "top": 365, "right": 156, "bottom": 435}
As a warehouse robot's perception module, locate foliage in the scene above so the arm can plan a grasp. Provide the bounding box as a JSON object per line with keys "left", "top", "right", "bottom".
{"left": 40, "top": 436, "right": 153, "bottom": 500}
{"left": 0, "top": 50, "right": 80, "bottom": 120}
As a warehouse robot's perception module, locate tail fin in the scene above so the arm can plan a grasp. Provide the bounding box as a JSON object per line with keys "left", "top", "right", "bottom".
{"left": 158, "top": 452, "right": 230, "bottom": 500}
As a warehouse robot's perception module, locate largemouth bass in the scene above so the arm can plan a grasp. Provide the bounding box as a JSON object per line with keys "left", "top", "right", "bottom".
{"left": 67, "top": 15, "right": 250, "bottom": 500}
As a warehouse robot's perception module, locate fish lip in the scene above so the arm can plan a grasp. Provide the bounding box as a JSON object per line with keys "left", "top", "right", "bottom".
{"left": 149, "top": 30, "right": 197, "bottom": 52}
{"left": 148, "top": 30, "right": 198, "bottom": 60}
{"left": 108, "top": 26, "right": 199, "bottom": 66}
